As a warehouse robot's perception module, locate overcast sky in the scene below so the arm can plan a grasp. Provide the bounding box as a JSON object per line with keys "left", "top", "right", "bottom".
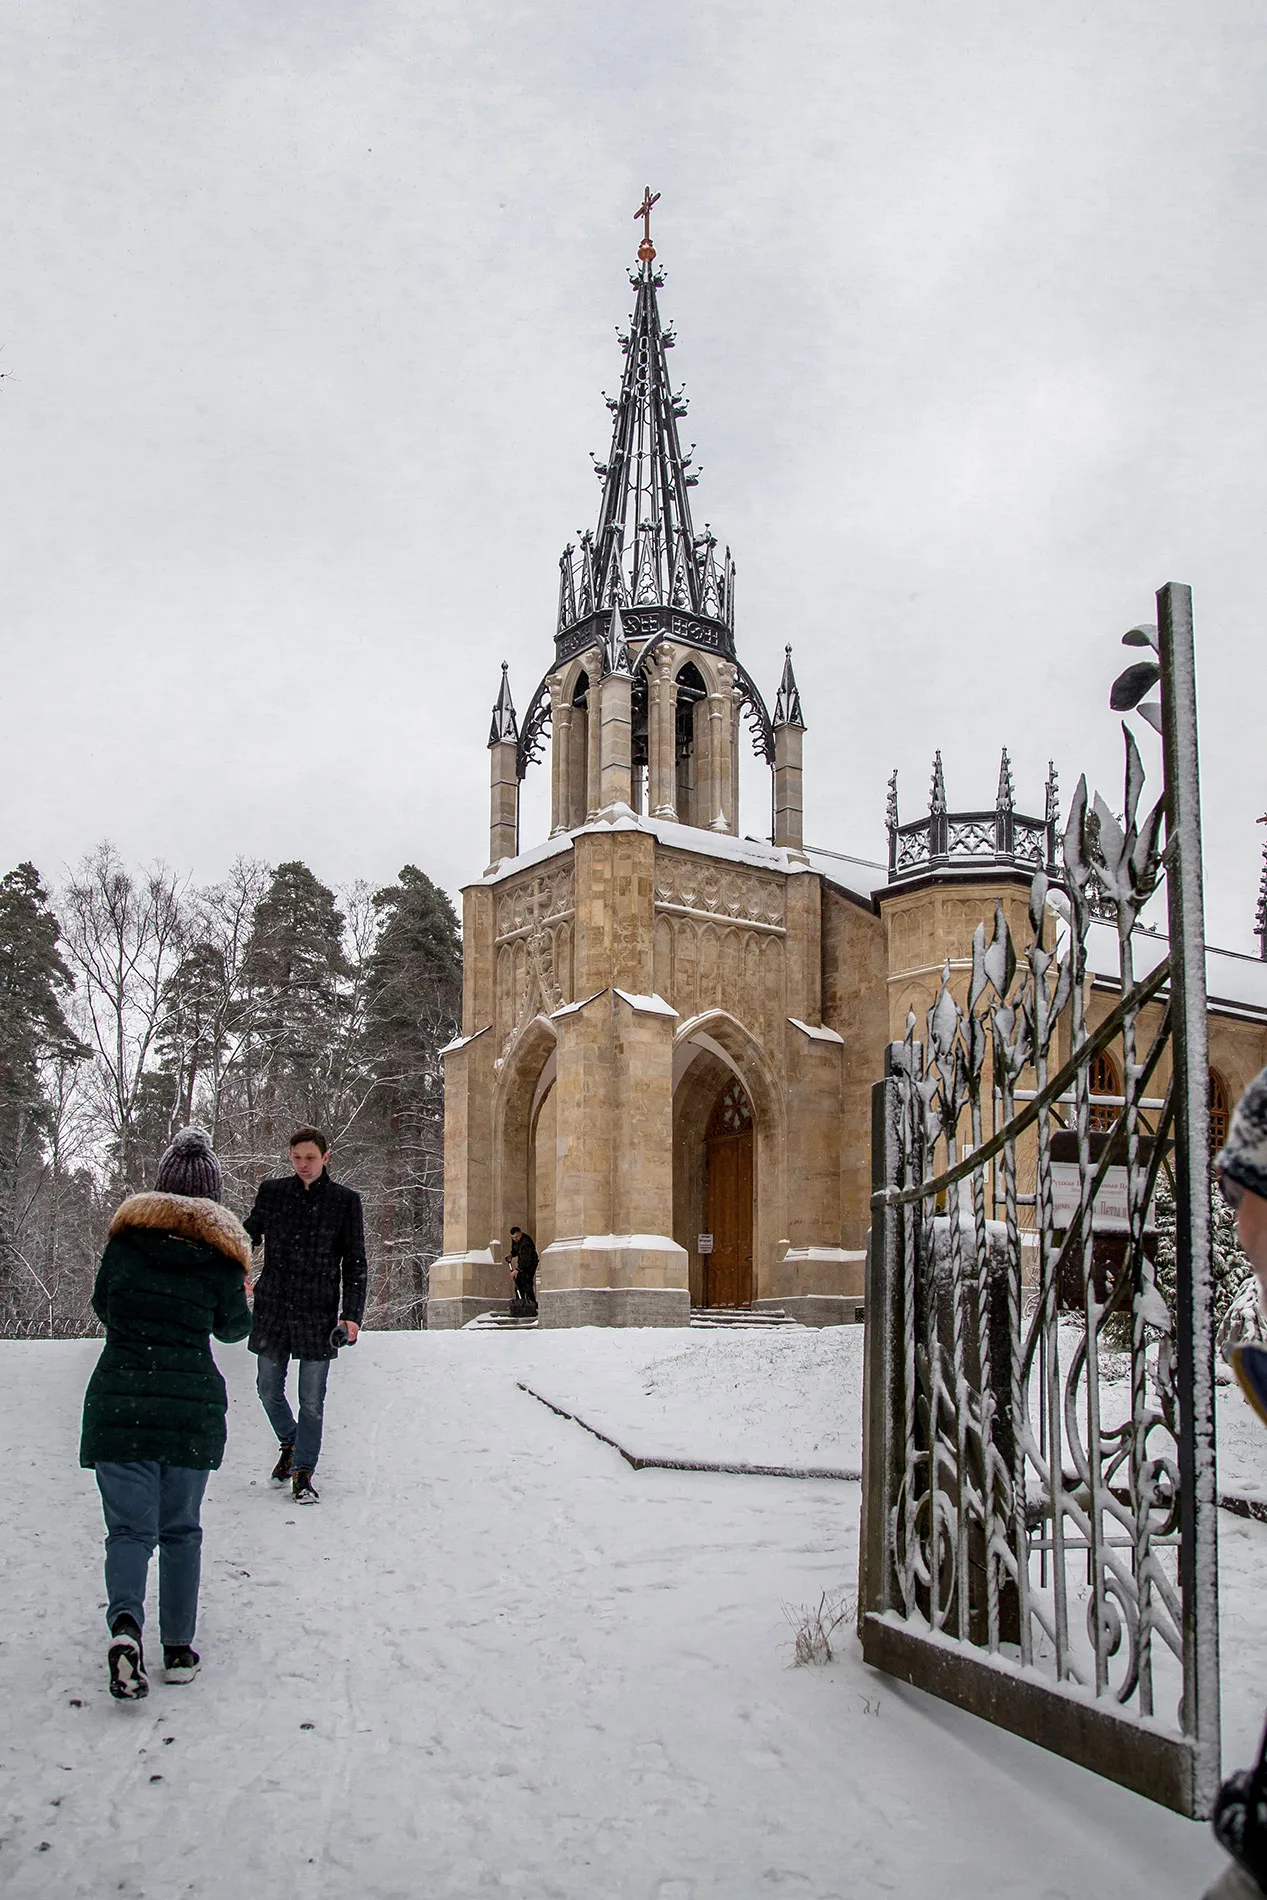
{"left": 2, "top": 0, "right": 1265, "bottom": 951}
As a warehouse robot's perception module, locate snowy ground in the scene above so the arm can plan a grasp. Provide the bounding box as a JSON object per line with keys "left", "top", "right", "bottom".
{"left": 3, "top": 1326, "right": 1266, "bottom": 1898}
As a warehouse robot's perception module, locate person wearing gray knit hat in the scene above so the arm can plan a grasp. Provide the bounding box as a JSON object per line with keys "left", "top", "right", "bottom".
{"left": 1216, "top": 1067, "right": 1267, "bottom": 1298}
{"left": 155, "top": 1127, "right": 223, "bottom": 1202}
{"left": 1206, "top": 1069, "right": 1267, "bottom": 1900}
{"left": 79, "top": 1122, "right": 250, "bottom": 1703}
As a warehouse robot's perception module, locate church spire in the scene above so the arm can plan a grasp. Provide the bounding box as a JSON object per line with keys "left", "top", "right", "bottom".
{"left": 556, "top": 192, "right": 736, "bottom": 658}
{"left": 1257, "top": 831, "right": 1267, "bottom": 961}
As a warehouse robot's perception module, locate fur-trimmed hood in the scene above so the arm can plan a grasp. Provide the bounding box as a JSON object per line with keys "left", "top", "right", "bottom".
{"left": 110, "top": 1192, "right": 251, "bottom": 1271}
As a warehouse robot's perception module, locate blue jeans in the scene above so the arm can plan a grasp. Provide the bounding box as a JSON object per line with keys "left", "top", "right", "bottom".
{"left": 95, "top": 1462, "right": 210, "bottom": 1645}
{"left": 255, "top": 1355, "right": 331, "bottom": 1473}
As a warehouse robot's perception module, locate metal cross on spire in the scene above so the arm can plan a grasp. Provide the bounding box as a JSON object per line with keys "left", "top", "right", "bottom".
{"left": 635, "top": 186, "right": 660, "bottom": 262}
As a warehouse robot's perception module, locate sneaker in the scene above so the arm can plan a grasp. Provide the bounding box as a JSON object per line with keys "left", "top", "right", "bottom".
{"left": 270, "top": 1442, "right": 294, "bottom": 1485}
{"left": 292, "top": 1469, "right": 319, "bottom": 1505}
{"left": 108, "top": 1615, "right": 148, "bottom": 1701}
{"left": 163, "top": 1644, "right": 200, "bottom": 1684}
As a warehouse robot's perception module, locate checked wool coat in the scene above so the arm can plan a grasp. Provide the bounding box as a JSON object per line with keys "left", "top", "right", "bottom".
{"left": 243, "top": 1171, "right": 368, "bottom": 1362}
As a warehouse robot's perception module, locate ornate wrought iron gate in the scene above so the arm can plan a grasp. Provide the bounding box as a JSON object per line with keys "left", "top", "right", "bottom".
{"left": 860, "top": 583, "right": 1220, "bottom": 1817}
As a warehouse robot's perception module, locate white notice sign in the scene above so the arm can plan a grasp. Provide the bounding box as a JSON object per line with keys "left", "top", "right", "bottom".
{"left": 697, "top": 1234, "right": 714, "bottom": 1254}
{"left": 1050, "top": 1162, "right": 1156, "bottom": 1235}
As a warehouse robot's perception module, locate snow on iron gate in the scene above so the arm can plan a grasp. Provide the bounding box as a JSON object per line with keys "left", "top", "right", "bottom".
{"left": 860, "top": 583, "right": 1220, "bottom": 1818}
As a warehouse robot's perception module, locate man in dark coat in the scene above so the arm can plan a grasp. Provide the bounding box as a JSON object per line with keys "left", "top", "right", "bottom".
{"left": 508, "top": 1225, "right": 538, "bottom": 1316}
{"left": 81, "top": 1125, "right": 252, "bottom": 1699}
{"left": 243, "top": 1127, "right": 368, "bottom": 1505}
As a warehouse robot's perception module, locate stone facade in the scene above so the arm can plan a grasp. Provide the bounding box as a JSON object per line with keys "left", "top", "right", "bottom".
{"left": 430, "top": 238, "right": 1267, "bottom": 1331}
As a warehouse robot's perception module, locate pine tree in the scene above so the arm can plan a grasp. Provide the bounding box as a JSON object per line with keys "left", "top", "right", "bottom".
{"left": 0, "top": 864, "right": 87, "bottom": 1324}
{"left": 1153, "top": 1164, "right": 1253, "bottom": 1334}
{"left": 361, "top": 866, "right": 462, "bottom": 1322}
{"left": 241, "top": 862, "right": 352, "bottom": 1160}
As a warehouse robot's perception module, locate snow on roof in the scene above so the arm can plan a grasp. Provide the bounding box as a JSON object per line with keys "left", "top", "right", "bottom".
{"left": 475, "top": 822, "right": 1266, "bottom": 1019}
{"left": 804, "top": 843, "right": 886, "bottom": 905}
{"left": 1084, "top": 916, "right": 1267, "bottom": 1021}
{"left": 477, "top": 811, "right": 814, "bottom": 887}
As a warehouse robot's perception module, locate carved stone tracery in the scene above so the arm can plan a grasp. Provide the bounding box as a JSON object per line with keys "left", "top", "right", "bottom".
{"left": 495, "top": 866, "right": 576, "bottom": 1048}
{"left": 653, "top": 853, "right": 786, "bottom": 933}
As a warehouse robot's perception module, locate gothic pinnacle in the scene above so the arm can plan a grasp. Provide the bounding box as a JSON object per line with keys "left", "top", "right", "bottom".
{"left": 488, "top": 662, "right": 519, "bottom": 747}
{"left": 773, "top": 646, "right": 805, "bottom": 729}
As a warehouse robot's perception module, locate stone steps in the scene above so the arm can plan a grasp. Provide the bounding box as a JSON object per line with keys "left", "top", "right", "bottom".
{"left": 689, "top": 1307, "right": 800, "bottom": 1327}
{"left": 462, "top": 1306, "right": 801, "bottom": 1332}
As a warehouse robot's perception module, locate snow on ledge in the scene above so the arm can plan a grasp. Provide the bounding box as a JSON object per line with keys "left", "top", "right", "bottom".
{"left": 439, "top": 1024, "right": 491, "bottom": 1057}
{"left": 788, "top": 1016, "right": 844, "bottom": 1044}
{"left": 539, "top": 1233, "right": 689, "bottom": 1257}
{"left": 614, "top": 989, "right": 679, "bottom": 1017}
{"left": 549, "top": 989, "right": 607, "bottom": 1019}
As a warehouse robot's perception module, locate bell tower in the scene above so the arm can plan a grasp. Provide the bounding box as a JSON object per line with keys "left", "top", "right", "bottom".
{"left": 433, "top": 196, "right": 848, "bottom": 1332}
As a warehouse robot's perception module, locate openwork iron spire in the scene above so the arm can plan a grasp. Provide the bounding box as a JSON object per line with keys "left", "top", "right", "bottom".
{"left": 555, "top": 192, "right": 735, "bottom": 662}
{"left": 1257, "top": 833, "right": 1267, "bottom": 960}
{"left": 773, "top": 646, "right": 804, "bottom": 729}
{"left": 488, "top": 662, "right": 519, "bottom": 746}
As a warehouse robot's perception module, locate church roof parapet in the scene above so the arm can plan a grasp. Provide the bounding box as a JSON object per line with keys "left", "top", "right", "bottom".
{"left": 886, "top": 751, "right": 1061, "bottom": 886}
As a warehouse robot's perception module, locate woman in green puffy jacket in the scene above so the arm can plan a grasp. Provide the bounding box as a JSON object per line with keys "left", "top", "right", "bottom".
{"left": 80, "top": 1127, "right": 252, "bottom": 1701}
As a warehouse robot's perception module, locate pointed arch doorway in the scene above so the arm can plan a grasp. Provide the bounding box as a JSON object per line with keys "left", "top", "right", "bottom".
{"left": 704, "top": 1078, "right": 754, "bottom": 1307}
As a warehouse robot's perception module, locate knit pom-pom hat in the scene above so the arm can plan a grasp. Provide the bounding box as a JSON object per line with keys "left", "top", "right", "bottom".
{"left": 155, "top": 1126, "right": 223, "bottom": 1202}
{"left": 1216, "top": 1066, "right": 1267, "bottom": 1205}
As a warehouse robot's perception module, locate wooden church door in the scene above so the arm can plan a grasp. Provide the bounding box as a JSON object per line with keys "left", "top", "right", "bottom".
{"left": 704, "top": 1079, "right": 754, "bottom": 1307}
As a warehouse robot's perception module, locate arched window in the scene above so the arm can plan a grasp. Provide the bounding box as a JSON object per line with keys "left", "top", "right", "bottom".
{"left": 707, "top": 1077, "right": 753, "bottom": 1139}
{"left": 675, "top": 661, "right": 707, "bottom": 825}
{"left": 1088, "top": 1050, "right": 1121, "bottom": 1133}
{"left": 1209, "top": 1069, "right": 1230, "bottom": 1157}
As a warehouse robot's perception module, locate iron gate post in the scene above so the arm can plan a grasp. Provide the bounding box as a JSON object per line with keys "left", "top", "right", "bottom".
{"left": 860, "top": 1046, "right": 907, "bottom": 1627}
{"left": 1158, "top": 580, "right": 1220, "bottom": 1813}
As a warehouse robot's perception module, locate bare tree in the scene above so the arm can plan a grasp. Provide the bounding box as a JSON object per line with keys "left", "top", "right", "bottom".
{"left": 60, "top": 843, "right": 187, "bottom": 1194}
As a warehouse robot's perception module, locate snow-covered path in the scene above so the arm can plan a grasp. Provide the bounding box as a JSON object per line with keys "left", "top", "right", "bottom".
{"left": 0, "top": 1331, "right": 1242, "bottom": 1897}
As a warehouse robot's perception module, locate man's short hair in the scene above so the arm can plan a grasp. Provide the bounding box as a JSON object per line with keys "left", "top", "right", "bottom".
{"left": 289, "top": 1126, "right": 330, "bottom": 1155}
{"left": 510, "top": 1225, "right": 522, "bottom": 1235}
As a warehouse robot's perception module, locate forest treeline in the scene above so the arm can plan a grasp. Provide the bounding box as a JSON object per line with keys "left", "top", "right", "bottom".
{"left": 0, "top": 846, "right": 462, "bottom": 1336}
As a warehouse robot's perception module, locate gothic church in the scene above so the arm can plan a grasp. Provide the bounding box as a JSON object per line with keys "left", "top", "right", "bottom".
{"left": 429, "top": 204, "right": 1267, "bottom": 1329}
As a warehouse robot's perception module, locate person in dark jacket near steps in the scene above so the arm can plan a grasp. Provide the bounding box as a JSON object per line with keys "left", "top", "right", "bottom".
{"left": 243, "top": 1127, "right": 368, "bottom": 1505}
{"left": 80, "top": 1127, "right": 252, "bottom": 1702}
{"left": 507, "top": 1226, "right": 538, "bottom": 1316}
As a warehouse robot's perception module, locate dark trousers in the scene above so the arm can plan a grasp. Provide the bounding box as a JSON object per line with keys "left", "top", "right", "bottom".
{"left": 255, "top": 1354, "right": 331, "bottom": 1472}
{"left": 95, "top": 1461, "right": 210, "bottom": 1644}
{"left": 511, "top": 1268, "right": 537, "bottom": 1314}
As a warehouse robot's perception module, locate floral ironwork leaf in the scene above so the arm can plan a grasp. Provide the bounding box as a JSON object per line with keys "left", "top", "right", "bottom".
{"left": 1122, "top": 723, "right": 1146, "bottom": 838}
{"left": 1062, "top": 775, "right": 1092, "bottom": 894}
{"left": 969, "top": 921, "right": 988, "bottom": 1013}
{"left": 1091, "top": 793, "right": 1129, "bottom": 900}
{"left": 929, "top": 964, "right": 960, "bottom": 1065}
{"left": 1130, "top": 793, "right": 1167, "bottom": 901}
{"left": 982, "top": 903, "right": 1015, "bottom": 999}
{"left": 1110, "top": 661, "right": 1162, "bottom": 711}
{"left": 1122, "top": 624, "right": 1159, "bottom": 650}
{"left": 1049, "top": 949, "right": 1073, "bottom": 1025}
